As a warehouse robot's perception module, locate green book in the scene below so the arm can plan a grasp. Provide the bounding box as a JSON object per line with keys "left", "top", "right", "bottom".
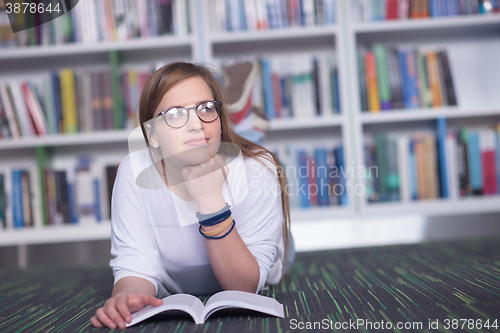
{"left": 373, "top": 44, "right": 392, "bottom": 110}
{"left": 416, "top": 49, "right": 431, "bottom": 108}
{"left": 109, "top": 51, "right": 124, "bottom": 129}
{"left": 374, "top": 131, "right": 389, "bottom": 202}
{"left": 36, "top": 147, "right": 48, "bottom": 226}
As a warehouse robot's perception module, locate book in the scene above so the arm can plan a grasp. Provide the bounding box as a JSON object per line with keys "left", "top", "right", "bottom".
{"left": 126, "top": 290, "right": 284, "bottom": 327}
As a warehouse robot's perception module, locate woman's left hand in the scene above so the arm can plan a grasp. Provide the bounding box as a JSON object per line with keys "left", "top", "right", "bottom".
{"left": 181, "top": 154, "right": 229, "bottom": 209}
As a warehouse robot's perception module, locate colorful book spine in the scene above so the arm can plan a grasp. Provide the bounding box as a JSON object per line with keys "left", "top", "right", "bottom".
{"left": 373, "top": 44, "right": 392, "bottom": 110}
{"left": 436, "top": 117, "right": 449, "bottom": 198}
{"left": 11, "top": 170, "right": 24, "bottom": 228}
{"left": 365, "top": 50, "right": 381, "bottom": 112}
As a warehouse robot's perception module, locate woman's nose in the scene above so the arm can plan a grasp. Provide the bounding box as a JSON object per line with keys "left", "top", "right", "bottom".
{"left": 185, "top": 108, "right": 203, "bottom": 132}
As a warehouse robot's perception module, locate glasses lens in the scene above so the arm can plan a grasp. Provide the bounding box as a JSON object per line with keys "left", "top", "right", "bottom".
{"left": 163, "top": 108, "right": 188, "bottom": 128}
{"left": 197, "top": 101, "right": 220, "bottom": 122}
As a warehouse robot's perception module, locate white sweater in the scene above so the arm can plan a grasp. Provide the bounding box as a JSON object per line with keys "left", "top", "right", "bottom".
{"left": 109, "top": 148, "right": 284, "bottom": 297}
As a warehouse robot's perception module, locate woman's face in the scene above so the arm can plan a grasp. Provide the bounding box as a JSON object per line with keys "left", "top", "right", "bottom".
{"left": 149, "top": 76, "right": 222, "bottom": 166}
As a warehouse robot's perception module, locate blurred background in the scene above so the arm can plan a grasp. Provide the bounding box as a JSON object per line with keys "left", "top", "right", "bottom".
{"left": 1, "top": 0, "right": 500, "bottom": 270}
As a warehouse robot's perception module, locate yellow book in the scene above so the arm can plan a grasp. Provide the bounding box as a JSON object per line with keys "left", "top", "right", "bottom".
{"left": 60, "top": 68, "right": 78, "bottom": 133}
{"left": 365, "top": 51, "right": 381, "bottom": 112}
{"left": 425, "top": 52, "right": 443, "bottom": 108}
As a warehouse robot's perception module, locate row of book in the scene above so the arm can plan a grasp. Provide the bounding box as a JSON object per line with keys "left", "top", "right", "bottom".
{"left": 352, "top": 0, "right": 500, "bottom": 22}
{"left": 365, "top": 119, "right": 500, "bottom": 203}
{"left": 0, "top": 0, "right": 191, "bottom": 48}
{"left": 210, "top": 0, "right": 336, "bottom": 33}
{"left": 0, "top": 156, "right": 119, "bottom": 229}
{"left": 359, "top": 44, "right": 456, "bottom": 112}
{"left": 272, "top": 144, "right": 348, "bottom": 208}
{"left": 256, "top": 53, "right": 341, "bottom": 121}
{"left": 0, "top": 65, "right": 153, "bottom": 138}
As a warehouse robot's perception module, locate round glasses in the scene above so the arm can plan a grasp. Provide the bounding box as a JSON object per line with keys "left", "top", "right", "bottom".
{"left": 155, "top": 101, "right": 222, "bottom": 129}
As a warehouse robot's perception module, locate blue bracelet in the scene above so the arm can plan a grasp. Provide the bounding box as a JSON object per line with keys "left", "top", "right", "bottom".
{"left": 196, "top": 203, "right": 231, "bottom": 222}
{"left": 198, "top": 210, "right": 232, "bottom": 226}
{"left": 198, "top": 219, "right": 236, "bottom": 239}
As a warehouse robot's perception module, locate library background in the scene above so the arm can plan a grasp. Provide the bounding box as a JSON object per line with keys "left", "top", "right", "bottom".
{"left": 0, "top": 0, "right": 500, "bottom": 269}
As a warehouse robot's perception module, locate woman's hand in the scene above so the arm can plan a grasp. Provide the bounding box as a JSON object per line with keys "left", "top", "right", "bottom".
{"left": 181, "top": 154, "right": 229, "bottom": 210}
{"left": 90, "top": 293, "right": 163, "bottom": 329}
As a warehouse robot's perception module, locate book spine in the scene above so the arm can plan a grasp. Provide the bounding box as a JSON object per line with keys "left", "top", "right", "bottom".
{"left": 297, "top": 150, "right": 310, "bottom": 208}
{"left": 365, "top": 50, "right": 381, "bottom": 112}
{"left": 373, "top": 44, "right": 392, "bottom": 110}
{"left": 260, "top": 58, "right": 276, "bottom": 120}
{"left": 60, "top": 68, "right": 78, "bottom": 133}
{"left": 11, "top": 170, "right": 24, "bottom": 228}
{"left": 334, "top": 145, "right": 348, "bottom": 206}
{"left": 358, "top": 49, "right": 369, "bottom": 112}
{"left": 436, "top": 117, "right": 449, "bottom": 198}
{"left": 467, "top": 132, "right": 483, "bottom": 195}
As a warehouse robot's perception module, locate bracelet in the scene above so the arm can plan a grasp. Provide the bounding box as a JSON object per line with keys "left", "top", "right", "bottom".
{"left": 200, "top": 216, "right": 234, "bottom": 237}
{"left": 198, "top": 209, "right": 232, "bottom": 226}
{"left": 199, "top": 219, "right": 236, "bottom": 240}
{"left": 196, "top": 202, "right": 231, "bottom": 222}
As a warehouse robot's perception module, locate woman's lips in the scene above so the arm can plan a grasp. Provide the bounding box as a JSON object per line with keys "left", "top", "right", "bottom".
{"left": 184, "top": 138, "right": 209, "bottom": 146}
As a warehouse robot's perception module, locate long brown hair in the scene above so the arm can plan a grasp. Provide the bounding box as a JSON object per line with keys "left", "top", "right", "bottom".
{"left": 138, "top": 62, "right": 291, "bottom": 276}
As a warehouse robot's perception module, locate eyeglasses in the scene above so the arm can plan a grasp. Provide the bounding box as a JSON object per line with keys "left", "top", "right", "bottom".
{"left": 153, "top": 101, "right": 222, "bottom": 129}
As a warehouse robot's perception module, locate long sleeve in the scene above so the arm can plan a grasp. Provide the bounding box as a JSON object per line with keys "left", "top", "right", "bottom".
{"left": 233, "top": 156, "right": 284, "bottom": 293}
{"left": 108, "top": 156, "right": 163, "bottom": 295}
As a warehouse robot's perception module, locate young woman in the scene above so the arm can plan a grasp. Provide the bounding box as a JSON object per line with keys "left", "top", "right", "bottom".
{"left": 90, "top": 62, "right": 294, "bottom": 329}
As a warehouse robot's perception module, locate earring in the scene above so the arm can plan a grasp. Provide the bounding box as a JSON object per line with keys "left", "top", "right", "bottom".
{"left": 152, "top": 142, "right": 158, "bottom": 148}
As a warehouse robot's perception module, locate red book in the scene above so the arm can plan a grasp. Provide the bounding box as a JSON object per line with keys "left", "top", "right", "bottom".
{"left": 272, "top": 72, "right": 282, "bottom": 118}
{"left": 307, "top": 157, "right": 318, "bottom": 206}
{"left": 482, "top": 151, "right": 498, "bottom": 195}
{"left": 386, "top": 0, "right": 399, "bottom": 19}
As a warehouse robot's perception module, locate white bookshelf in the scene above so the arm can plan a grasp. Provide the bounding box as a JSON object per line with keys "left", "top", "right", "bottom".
{"left": 1, "top": 1, "right": 500, "bottom": 248}
{"left": 345, "top": 0, "right": 500, "bottom": 216}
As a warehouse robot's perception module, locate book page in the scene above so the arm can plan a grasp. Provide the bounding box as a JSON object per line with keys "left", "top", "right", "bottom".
{"left": 126, "top": 294, "right": 205, "bottom": 327}
{"left": 202, "top": 290, "right": 284, "bottom": 321}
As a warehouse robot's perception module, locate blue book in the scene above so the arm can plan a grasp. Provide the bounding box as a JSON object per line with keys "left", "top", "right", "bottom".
{"left": 260, "top": 59, "right": 276, "bottom": 120}
{"left": 67, "top": 183, "right": 78, "bottom": 224}
{"left": 314, "top": 148, "right": 330, "bottom": 206}
{"left": 429, "top": 0, "right": 437, "bottom": 17}
{"left": 495, "top": 132, "right": 500, "bottom": 194}
{"left": 11, "top": 170, "right": 24, "bottom": 228}
{"left": 297, "top": 150, "right": 310, "bottom": 209}
{"left": 94, "top": 179, "right": 102, "bottom": 222}
{"left": 467, "top": 132, "right": 483, "bottom": 194}
{"left": 51, "top": 72, "right": 61, "bottom": 134}
{"left": 238, "top": 0, "right": 247, "bottom": 30}
{"left": 298, "top": 0, "right": 305, "bottom": 26}
{"left": 436, "top": 118, "right": 449, "bottom": 198}
{"left": 334, "top": 146, "right": 348, "bottom": 206}
{"left": 398, "top": 50, "right": 411, "bottom": 109}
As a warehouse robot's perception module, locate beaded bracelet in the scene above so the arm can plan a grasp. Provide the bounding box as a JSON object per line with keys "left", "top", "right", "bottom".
{"left": 196, "top": 203, "right": 231, "bottom": 222}
{"left": 199, "top": 219, "right": 235, "bottom": 239}
{"left": 198, "top": 210, "right": 232, "bottom": 226}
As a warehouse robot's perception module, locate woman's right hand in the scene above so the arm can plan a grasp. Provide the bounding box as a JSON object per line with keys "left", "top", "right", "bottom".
{"left": 90, "top": 293, "right": 163, "bottom": 329}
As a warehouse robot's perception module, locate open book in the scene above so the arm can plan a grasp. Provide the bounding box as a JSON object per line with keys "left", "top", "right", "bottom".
{"left": 126, "top": 290, "right": 284, "bottom": 326}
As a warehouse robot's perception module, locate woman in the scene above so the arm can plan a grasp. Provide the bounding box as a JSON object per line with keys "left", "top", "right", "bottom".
{"left": 90, "top": 62, "right": 294, "bottom": 329}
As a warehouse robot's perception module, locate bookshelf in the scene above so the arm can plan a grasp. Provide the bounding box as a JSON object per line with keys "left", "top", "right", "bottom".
{"left": 345, "top": 1, "right": 500, "bottom": 215}
{"left": 2, "top": 0, "right": 500, "bottom": 249}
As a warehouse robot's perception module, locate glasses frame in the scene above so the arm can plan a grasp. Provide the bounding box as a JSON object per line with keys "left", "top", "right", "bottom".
{"left": 153, "top": 100, "right": 222, "bottom": 129}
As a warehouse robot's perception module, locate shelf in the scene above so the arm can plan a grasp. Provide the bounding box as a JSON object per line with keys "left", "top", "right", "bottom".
{"left": 0, "top": 222, "right": 111, "bottom": 247}
{"left": 359, "top": 107, "right": 500, "bottom": 124}
{"left": 352, "top": 14, "right": 500, "bottom": 34}
{"left": 0, "top": 35, "right": 194, "bottom": 60}
{"left": 0, "top": 130, "right": 134, "bottom": 150}
{"left": 362, "top": 195, "right": 500, "bottom": 217}
{"left": 290, "top": 205, "right": 353, "bottom": 222}
{"left": 210, "top": 26, "right": 338, "bottom": 44}
{"left": 269, "top": 116, "right": 344, "bottom": 131}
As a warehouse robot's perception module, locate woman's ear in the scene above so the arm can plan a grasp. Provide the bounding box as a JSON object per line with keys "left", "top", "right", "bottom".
{"left": 145, "top": 123, "right": 159, "bottom": 148}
